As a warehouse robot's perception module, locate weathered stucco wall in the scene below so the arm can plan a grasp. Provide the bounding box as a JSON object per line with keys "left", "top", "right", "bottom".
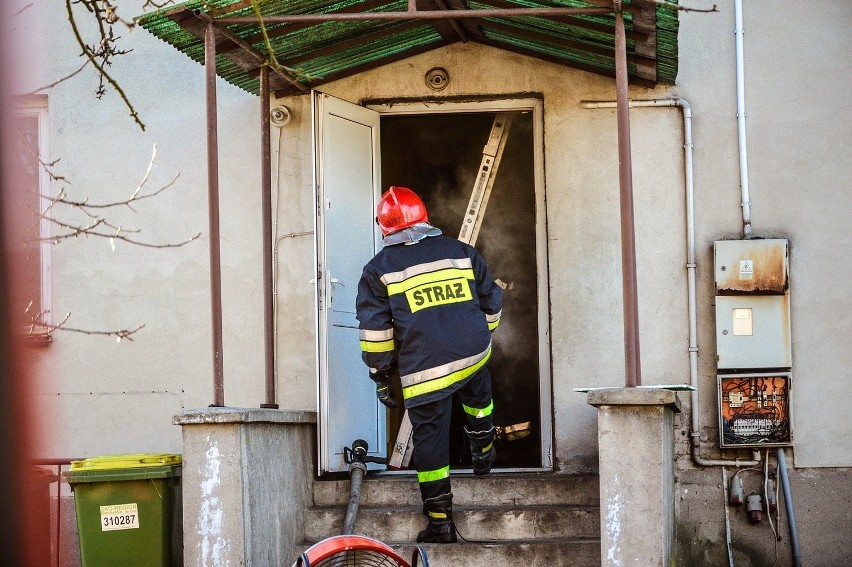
{"left": 8, "top": 0, "right": 850, "bottom": 565}
{"left": 8, "top": 0, "right": 268, "bottom": 457}
{"left": 675, "top": 0, "right": 852, "bottom": 470}
{"left": 272, "top": 0, "right": 852, "bottom": 473}
{"left": 11, "top": 0, "right": 850, "bottom": 483}
{"left": 274, "top": 43, "right": 693, "bottom": 473}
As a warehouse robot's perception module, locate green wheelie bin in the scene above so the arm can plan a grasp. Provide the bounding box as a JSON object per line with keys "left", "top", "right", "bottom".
{"left": 63, "top": 454, "right": 182, "bottom": 567}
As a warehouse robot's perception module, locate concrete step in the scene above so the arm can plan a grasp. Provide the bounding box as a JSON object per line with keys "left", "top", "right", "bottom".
{"left": 303, "top": 473, "right": 602, "bottom": 566}
{"left": 392, "top": 539, "right": 601, "bottom": 567}
{"left": 305, "top": 504, "right": 600, "bottom": 543}
{"left": 312, "top": 472, "right": 600, "bottom": 508}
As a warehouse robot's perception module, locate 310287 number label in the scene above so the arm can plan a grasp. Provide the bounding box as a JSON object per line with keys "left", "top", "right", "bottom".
{"left": 100, "top": 503, "right": 139, "bottom": 531}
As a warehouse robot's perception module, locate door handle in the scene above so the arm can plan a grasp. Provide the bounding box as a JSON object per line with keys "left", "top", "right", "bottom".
{"left": 326, "top": 271, "right": 345, "bottom": 310}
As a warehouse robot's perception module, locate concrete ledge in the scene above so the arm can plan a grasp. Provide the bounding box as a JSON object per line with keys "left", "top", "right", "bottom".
{"left": 588, "top": 386, "right": 679, "bottom": 566}
{"left": 173, "top": 406, "right": 317, "bottom": 425}
{"left": 587, "top": 387, "right": 681, "bottom": 412}
{"left": 176, "top": 407, "right": 316, "bottom": 565}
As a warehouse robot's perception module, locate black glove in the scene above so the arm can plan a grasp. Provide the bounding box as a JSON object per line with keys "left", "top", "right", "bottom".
{"left": 370, "top": 365, "right": 399, "bottom": 409}
{"left": 374, "top": 381, "right": 398, "bottom": 409}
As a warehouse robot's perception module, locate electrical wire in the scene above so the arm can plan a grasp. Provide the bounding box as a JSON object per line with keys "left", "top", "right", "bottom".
{"left": 272, "top": 123, "right": 285, "bottom": 384}
{"left": 722, "top": 467, "right": 735, "bottom": 567}
{"left": 731, "top": 467, "right": 762, "bottom": 482}
{"left": 721, "top": 376, "right": 789, "bottom": 445}
{"left": 774, "top": 467, "right": 781, "bottom": 538}
{"left": 453, "top": 523, "right": 500, "bottom": 545}
{"left": 764, "top": 450, "right": 779, "bottom": 567}
{"left": 271, "top": 118, "right": 314, "bottom": 384}
{"left": 723, "top": 450, "right": 793, "bottom": 567}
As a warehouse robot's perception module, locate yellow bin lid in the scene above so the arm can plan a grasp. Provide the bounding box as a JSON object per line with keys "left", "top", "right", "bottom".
{"left": 69, "top": 453, "right": 182, "bottom": 471}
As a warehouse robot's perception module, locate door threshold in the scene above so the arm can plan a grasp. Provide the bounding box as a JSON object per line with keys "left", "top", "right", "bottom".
{"left": 374, "top": 467, "right": 552, "bottom": 476}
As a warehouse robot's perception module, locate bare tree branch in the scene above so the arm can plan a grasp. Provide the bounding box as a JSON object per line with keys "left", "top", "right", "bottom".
{"left": 45, "top": 145, "right": 181, "bottom": 211}
{"left": 142, "top": 1, "right": 175, "bottom": 9}
{"left": 11, "top": 118, "right": 69, "bottom": 184}
{"left": 43, "top": 213, "right": 201, "bottom": 249}
{"left": 12, "top": 1, "right": 185, "bottom": 342}
{"left": 248, "top": 0, "right": 314, "bottom": 83}
{"left": 10, "top": 138, "right": 202, "bottom": 250}
{"left": 28, "top": 311, "right": 145, "bottom": 342}
{"left": 23, "top": 59, "right": 92, "bottom": 96}
{"left": 65, "top": 0, "right": 145, "bottom": 130}
{"left": 10, "top": 2, "right": 33, "bottom": 18}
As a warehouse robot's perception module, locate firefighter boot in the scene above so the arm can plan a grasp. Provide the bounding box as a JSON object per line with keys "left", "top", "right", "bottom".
{"left": 417, "top": 493, "right": 457, "bottom": 543}
{"left": 465, "top": 426, "right": 497, "bottom": 476}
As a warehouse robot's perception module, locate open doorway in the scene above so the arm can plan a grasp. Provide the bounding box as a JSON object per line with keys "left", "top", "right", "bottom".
{"left": 377, "top": 104, "right": 550, "bottom": 470}
{"left": 312, "top": 94, "right": 550, "bottom": 474}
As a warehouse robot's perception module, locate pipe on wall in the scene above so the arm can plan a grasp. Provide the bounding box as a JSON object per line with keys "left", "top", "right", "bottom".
{"left": 776, "top": 449, "right": 803, "bottom": 567}
{"left": 734, "top": 0, "right": 753, "bottom": 238}
{"left": 721, "top": 467, "right": 735, "bottom": 567}
{"left": 581, "top": 98, "right": 759, "bottom": 468}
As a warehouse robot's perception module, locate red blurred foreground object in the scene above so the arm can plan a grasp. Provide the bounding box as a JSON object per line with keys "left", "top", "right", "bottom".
{"left": 292, "top": 534, "right": 429, "bottom": 567}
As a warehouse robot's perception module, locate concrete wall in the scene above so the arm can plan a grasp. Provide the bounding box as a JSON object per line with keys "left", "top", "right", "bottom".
{"left": 6, "top": 0, "right": 267, "bottom": 457}
{"left": 674, "top": 0, "right": 852, "bottom": 469}
{"left": 677, "top": 465, "right": 852, "bottom": 567}
{"left": 14, "top": 0, "right": 849, "bottom": 469}
{"left": 272, "top": 0, "right": 852, "bottom": 472}
{"left": 273, "top": 46, "right": 692, "bottom": 473}
{"left": 176, "top": 409, "right": 315, "bottom": 566}
{"left": 8, "top": 0, "right": 851, "bottom": 564}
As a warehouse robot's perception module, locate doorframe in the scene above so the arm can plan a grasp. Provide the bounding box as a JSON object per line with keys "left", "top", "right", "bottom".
{"left": 312, "top": 91, "right": 386, "bottom": 474}
{"left": 366, "top": 97, "right": 554, "bottom": 470}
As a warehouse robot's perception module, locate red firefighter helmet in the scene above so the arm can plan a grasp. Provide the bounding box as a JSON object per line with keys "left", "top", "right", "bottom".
{"left": 376, "top": 186, "right": 429, "bottom": 236}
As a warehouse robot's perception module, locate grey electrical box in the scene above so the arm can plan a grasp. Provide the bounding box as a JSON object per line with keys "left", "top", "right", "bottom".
{"left": 715, "top": 296, "right": 792, "bottom": 370}
{"left": 714, "top": 239, "right": 788, "bottom": 295}
{"left": 714, "top": 239, "right": 793, "bottom": 449}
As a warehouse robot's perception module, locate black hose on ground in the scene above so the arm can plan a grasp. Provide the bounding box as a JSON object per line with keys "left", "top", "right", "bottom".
{"left": 342, "top": 460, "right": 367, "bottom": 535}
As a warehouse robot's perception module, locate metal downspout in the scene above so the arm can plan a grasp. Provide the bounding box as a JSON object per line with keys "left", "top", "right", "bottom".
{"left": 776, "top": 449, "right": 803, "bottom": 567}
{"left": 678, "top": 94, "right": 756, "bottom": 467}
{"left": 580, "top": 98, "right": 759, "bottom": 467}
{"left": 734, "top": 0, "right": 753, "bottom": 238}
{"left": 259, "top": 66, "right": 278, "bottom": 409}
{"left": 205, "top": 22, "right": 225, "bottom": 407}
{"left": 613, "top": 1, "right": 642, "bottom": 387}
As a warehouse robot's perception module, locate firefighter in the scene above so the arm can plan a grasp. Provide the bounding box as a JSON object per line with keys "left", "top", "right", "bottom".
{"left": 356, "top": 186, "right": 502, "bottom": 544}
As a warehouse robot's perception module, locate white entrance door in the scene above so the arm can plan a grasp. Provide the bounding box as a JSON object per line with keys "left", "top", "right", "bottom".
{"left": 313, "top": 92, "right": 386, "bottom": 474}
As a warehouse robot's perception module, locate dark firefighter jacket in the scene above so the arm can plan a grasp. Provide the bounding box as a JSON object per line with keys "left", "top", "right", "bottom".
{"left": 356, "top": 233, "right": 502, "bottom": 408}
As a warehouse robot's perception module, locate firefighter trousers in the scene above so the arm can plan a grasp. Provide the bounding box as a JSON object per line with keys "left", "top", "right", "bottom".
{"left": 408, "top": 367, "right": 494, "bottom": 502}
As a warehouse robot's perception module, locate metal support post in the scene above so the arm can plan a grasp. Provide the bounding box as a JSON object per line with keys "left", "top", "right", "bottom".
{"left": 205, "top": 23, "right": 225, "bottom": 406}
{"left": 260, "top": 66, "right": 278, "bottom": 409}
{"left": 614, "top": 3, "right": 641, "bottom": 387}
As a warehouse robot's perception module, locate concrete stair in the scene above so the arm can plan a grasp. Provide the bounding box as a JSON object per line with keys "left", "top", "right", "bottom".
{"left": 302, "top": 473, "right": 601, "bottom": 566}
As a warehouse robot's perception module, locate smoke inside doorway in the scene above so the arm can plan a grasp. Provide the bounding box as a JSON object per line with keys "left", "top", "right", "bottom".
{"left": 380, "top": 110, "right": 542, "bottom": 469}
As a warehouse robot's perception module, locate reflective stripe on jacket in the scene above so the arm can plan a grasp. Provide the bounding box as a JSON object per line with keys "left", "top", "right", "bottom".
{"left": 356, "top": 234, "right": 502, "bottom": 408}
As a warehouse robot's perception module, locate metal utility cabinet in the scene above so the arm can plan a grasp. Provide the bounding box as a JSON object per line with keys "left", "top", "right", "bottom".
{"left": 714, "top": 239, "right": 793, "bottom": 448}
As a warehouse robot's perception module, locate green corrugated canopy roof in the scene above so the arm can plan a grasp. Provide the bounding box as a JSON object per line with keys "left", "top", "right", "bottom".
{"left": 136, "top": 0, "right": 679, "bottom": 97}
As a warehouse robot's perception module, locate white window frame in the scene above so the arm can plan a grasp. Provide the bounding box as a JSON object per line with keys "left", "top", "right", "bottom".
{"left": 14, "top": 95, "right": 53, "bottom": 336}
